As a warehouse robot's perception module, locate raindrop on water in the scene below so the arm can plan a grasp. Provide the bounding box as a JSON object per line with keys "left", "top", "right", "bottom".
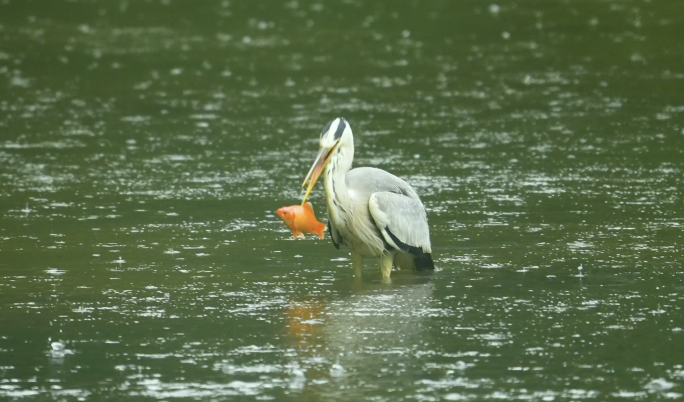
{"left": 644, "top": 378, "right": 675, "bottom": 393}
{"left": 288, "top": 362, "right": 307, "bottom": 389}
{"left": 330, "top": 362, "right": 346, "bottom": 377}
{"left": 330, "top": 354, "right": 346, "bottom": 377}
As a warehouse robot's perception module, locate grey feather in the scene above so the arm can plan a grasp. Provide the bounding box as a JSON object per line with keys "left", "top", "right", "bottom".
{"left": 368, "top": 192, "right": 432, "bottom": 254}
{"left": 346, "top": 167, "right": 422, "bottom": 205}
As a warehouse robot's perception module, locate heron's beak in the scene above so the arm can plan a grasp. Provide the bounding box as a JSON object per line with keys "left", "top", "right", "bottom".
{"left": 301, "top": 145, "right": 336, "bottom": 205}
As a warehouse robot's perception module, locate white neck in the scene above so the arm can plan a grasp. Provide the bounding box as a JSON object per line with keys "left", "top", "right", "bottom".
{"left": 324, "top": 140, "right": 354, "bottom": 220}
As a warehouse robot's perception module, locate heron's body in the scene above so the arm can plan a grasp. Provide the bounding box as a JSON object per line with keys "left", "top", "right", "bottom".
{"left": 302, "top": 118, "right": 434, "bottom": 278}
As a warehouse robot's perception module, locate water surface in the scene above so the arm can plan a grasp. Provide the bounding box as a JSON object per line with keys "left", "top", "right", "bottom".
{"left": 1, "top": 0, "right": 684, "bottom": 400}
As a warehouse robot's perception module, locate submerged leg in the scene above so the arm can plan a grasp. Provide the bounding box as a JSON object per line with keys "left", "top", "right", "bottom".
{"left": 350, "top": 252, "right": 363, "bottom": 278}
{"left": 393, "top": 252, "right": 415, "bottom": 271}
{"left": 380, "top": 252, "right": 393, "bottom": 279}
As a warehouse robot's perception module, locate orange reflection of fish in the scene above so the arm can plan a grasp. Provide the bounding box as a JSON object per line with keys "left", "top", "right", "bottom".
{"left": 286, "top": 300, "right": 324, "bottom": 345}
{"left": 276, "top": 202, "right": 325, "bottom": 239}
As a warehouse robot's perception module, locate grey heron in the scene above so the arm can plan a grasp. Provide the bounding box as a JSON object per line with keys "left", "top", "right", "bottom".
{"left": 301, "top": 117, "right": 434, "bottom": 278}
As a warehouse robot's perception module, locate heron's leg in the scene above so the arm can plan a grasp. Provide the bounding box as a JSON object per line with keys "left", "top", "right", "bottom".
{"left": 350, "top": 252, "right": 363, "bottom": 278}
{"left": 393, "top": 252, "right": 414, "bottom": 271}
{"left": 380, "top": 253, "right": 393, "bottom": 279}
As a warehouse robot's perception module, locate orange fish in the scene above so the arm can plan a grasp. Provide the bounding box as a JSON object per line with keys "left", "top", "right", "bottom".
{"left": 276, "top": 202, "right": 325, "bottom": 239}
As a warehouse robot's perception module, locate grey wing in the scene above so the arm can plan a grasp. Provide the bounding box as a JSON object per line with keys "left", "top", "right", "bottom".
{"left": 368, "top": 191, "right": 432, "bottom": 254}
{"left": 346, "top": 167, "right": 422, "bottom": 204}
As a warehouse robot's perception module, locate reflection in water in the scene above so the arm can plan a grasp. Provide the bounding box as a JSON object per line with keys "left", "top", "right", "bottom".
{"left": 286, "top": 299, "right": 325, "bottom": 349}
{"left": 281, "top": 279, "right": 437, "bottom": 398}
{"left": 289, "top": 278, "right": 435, "bottom": 352}
{"left": 164, "top": 277, "right": 435, "bottom": 398}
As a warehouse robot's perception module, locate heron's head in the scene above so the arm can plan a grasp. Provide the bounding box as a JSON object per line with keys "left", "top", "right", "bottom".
{"left": 301, "top": 117, "right": 353, "bottom": 204}
{"left": 318, "top": 117, "right": 352, "bottom": 149}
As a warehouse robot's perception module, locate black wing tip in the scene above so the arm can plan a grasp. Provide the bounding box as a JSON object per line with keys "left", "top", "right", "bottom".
{"left": 415, "top": 252, "right": 435, "bottom": 271}
{"left": 385, "top": 226, "right": 434, "bottom": 270}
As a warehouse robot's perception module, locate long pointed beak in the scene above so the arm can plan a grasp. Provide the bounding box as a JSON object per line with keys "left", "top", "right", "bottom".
{"left": 301, "top": 146, "right": 334, "bottom": 205}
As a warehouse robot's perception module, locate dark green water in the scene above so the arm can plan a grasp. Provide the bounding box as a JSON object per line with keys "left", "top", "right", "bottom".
{"left": 1, "top": 0, "right": 684, "bottom": 400}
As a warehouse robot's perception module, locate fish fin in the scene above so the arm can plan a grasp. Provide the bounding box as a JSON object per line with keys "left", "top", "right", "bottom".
{"left": 316, "top": 222, "right": 325, "bottom": 239}
{"left": 292, "top": 230, "right": 299, "bottom": 239}
{"left": 303, "top": 202, "right": 314, "bottom": 214}
{"left": 298, "top": 231, "right": 306, "bottom": 239}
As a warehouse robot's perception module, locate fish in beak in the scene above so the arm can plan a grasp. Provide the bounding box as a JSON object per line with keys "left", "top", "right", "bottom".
{"left": 301, "top": 144, "right": 337, "bottom": 205}
{"left": 276, "top": 202, "right": 325, "bottom": 239}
